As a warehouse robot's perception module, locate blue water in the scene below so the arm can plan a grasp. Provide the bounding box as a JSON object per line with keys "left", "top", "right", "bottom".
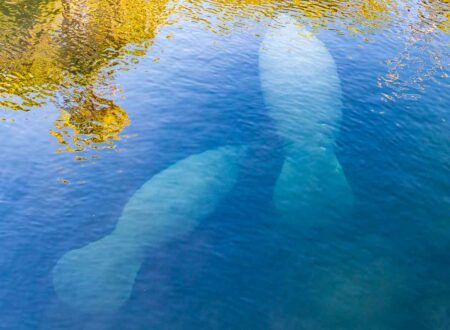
{"left": 1, "top": 4, "right": 450, "bottom": 329}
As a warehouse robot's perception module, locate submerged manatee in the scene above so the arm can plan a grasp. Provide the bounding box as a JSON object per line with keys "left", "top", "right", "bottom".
{"left": 53, "top": 146, "right": 244, "bottom": 313}
{"left": 259, "top": 16, "right": 353, "bottom": 226}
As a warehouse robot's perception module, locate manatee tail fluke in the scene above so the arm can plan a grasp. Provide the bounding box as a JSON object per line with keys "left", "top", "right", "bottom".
{"left": 273, "top": 151, "right": 353, "bottom": 225}
{"left": 53, "top": 235, "right": 142, "bottom": 313}
{"left": 53, "top": 146, "right": 245, "bottom": 313}
{"left": 259, "top": 16, "right": 353, "bottom": 227}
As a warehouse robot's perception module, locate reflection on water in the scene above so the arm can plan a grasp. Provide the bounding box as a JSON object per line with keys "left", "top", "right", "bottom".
{"left": 50, "top": 90, "right": 130, "bottom": 152}
{"left": 1, "top": 0, "right": 447, "bottom": 153}
{"left": 378, "top": 0, "right": 449, "bottom": 101}
{"left": 0, "top": 0, "right": 449, "bottom": 329}
{"left": 0, "top": 0, "right": 170, "bottom": 151}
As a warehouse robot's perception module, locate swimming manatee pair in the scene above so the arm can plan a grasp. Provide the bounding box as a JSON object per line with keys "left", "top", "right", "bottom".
{"left": 52, "top": 16, "right": 352, "bottom": 312}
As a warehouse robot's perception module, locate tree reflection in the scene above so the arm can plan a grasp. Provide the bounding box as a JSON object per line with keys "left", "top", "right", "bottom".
{"left": 379, "top": 0, "right": 449, "bottom": 101}
{"left": 0, "top": 0, "right": 170, "bottom": 152}
{"left": 50, "top": 88, "right": 130, "bottom": 152}
{"left": 0, "top": 0, "right": 447, "bottom": 153}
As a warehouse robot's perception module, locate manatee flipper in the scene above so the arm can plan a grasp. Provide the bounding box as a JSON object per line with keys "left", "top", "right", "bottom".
{"left": 259, "top": 17, "right": 353, "bottom": 226}
{"left": 53, "top": 146, "right": 244, "bottom": 313}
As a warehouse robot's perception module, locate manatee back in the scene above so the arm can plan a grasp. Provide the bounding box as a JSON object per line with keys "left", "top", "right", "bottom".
{"left": 116, "top": 146, "right": 244, "bottom": 246}
{"left": 259, "top": 16, "right": 353, "bottom": 227}
{"left": 259, "top": 16, "right": 342, "bottom": 150}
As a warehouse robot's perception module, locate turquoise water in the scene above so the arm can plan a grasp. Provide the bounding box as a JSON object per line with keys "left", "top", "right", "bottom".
{"left": 0, "top": 1, "right": 449, "bottom": 329}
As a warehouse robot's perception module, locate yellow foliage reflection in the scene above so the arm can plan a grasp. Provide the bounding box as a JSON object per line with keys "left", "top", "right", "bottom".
{"left": 0, "top": 0, "right": 171, "bottom": 153}
{"left": 179, "top": 0, "right": 396, "bottom": 34}
{"left": 50, "top": 89, "right": 130, "bottom": 152}
{"left": 0, "top": 0, "right": 448, "bottom": 154}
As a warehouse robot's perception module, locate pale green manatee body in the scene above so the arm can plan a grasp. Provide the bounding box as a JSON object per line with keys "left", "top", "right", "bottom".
{"left": 259, "top": 17, "right": 353, "bottom": 226}
{"left": 53, "top": 146, "right": 244, "bottom": 313}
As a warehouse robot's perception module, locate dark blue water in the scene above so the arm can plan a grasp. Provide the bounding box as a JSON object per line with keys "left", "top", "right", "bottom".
{"left": 1, "top": 3, "right": 449, "bottom": 329}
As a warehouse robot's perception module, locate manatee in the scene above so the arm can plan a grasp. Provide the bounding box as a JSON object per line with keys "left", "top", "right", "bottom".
{"left": 53, "top": 146, "right": 244, "bottom": 313}
{"left": 259, "top": 16, "right": 353, "bottom": 226}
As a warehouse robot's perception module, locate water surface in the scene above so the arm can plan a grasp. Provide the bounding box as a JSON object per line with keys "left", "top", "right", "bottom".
{"left": 0, "top": 0, "right": 449, "bottom": 329}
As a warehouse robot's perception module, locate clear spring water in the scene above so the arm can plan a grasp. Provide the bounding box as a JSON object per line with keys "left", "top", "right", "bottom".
{"left": 0, "top": 0, "right": 449, "bottom": 329}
